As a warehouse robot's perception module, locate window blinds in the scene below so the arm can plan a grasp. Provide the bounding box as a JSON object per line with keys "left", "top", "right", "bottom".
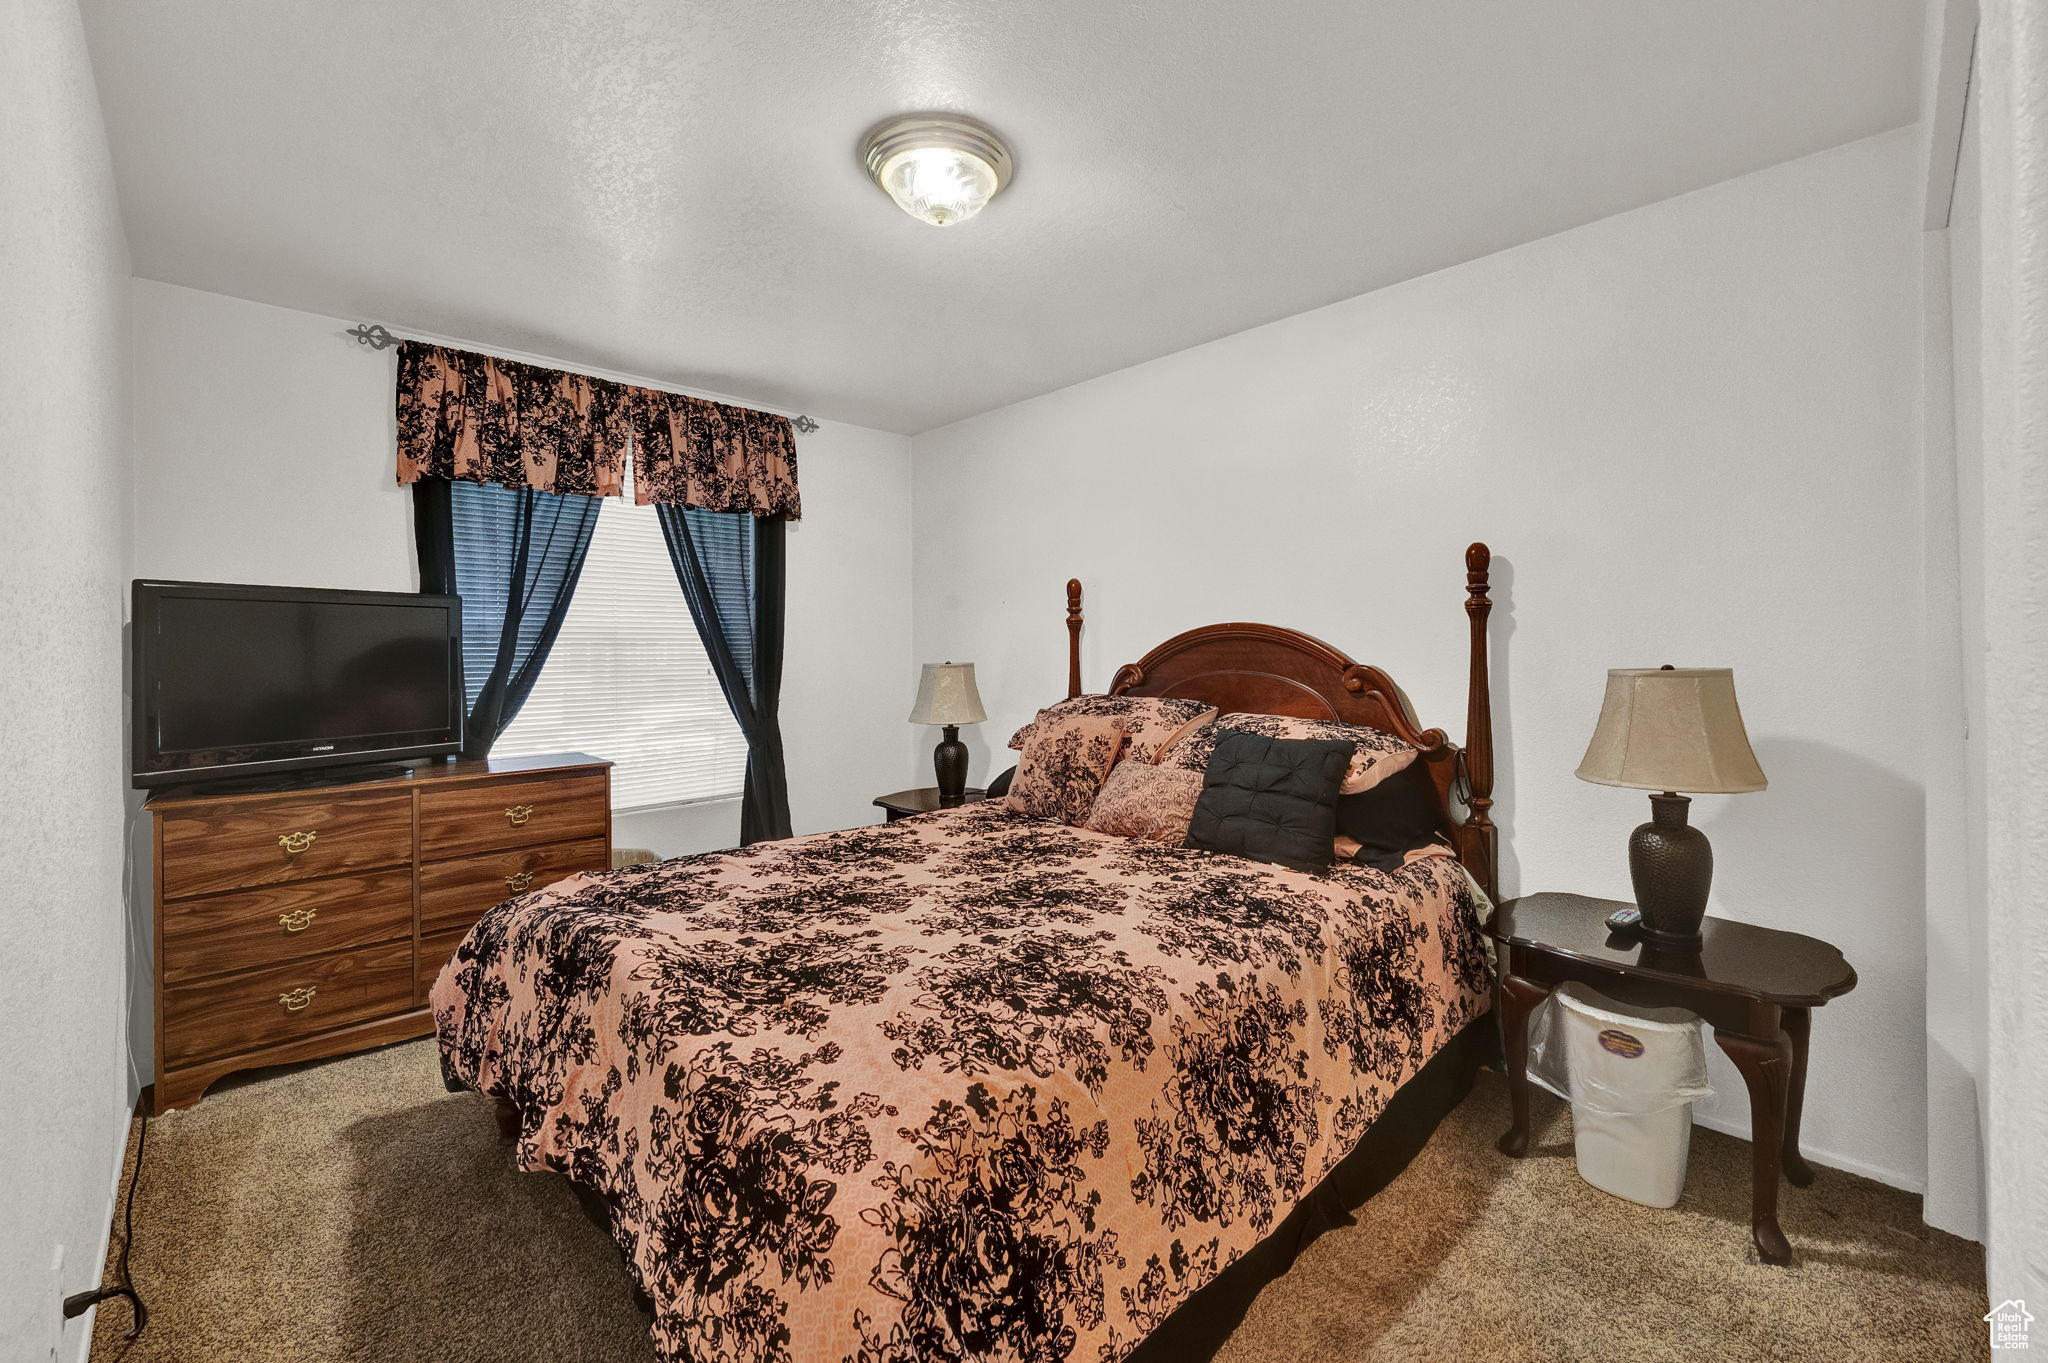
{"left": 489, "top": 495, "right": 748, "bottom": 809}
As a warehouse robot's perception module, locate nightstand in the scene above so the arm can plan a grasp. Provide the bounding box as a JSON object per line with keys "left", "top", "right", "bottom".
{"left": 1487, "top": 892, "right": 1857, "bottom": 1265}
{"left": 873, "top": 787, "right": 987, "bottom": 822}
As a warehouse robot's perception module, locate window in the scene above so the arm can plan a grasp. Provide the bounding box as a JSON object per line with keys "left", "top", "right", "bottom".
{"left": 491, "top": 495, "right": 748, "bottom": 810}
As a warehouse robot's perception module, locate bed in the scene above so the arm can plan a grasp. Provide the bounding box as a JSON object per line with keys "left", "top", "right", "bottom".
{"left": 433, "top": 544, "right": 1502, "bottom": 1363}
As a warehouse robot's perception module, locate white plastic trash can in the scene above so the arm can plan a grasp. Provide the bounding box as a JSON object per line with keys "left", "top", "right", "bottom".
{"left": 1526, "top": 982, "right": 1712, "bottom": 1208}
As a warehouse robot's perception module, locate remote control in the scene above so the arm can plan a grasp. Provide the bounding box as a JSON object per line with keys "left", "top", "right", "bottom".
{"left": 1605, "top": 904, "right": 1643, "bottom": 933}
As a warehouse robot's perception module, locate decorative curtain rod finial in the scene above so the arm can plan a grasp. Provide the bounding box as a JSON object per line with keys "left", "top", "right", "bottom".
{"left": 791, "top": 415, "right": 819, "bottom": 435}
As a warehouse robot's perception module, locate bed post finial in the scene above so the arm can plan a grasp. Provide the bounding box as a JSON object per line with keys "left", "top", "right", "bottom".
{"left": 1462, "top": 543, "right": 1497, "bottom": 897}
{"left": 1066, "top": 579, "right": 1084, "bottom": 698}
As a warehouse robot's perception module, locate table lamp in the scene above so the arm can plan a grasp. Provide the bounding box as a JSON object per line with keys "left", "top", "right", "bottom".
{"left": 1575, "top": 666, "right": 1767, "bottom": 945}
{"left": 909, "top": 662, "right": 986, "bottom": 804}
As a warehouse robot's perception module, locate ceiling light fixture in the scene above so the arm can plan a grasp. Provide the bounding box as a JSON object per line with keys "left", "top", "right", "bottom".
{"left": 860, "top": 112, "right": 1014, "bottom": 227}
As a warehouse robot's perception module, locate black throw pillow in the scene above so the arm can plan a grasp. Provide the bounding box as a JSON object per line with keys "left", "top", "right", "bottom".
{"left": 986, "top": 764, "right": 1017, "bottom": 798}
{"left": 1185, "top": 730, "right": 1351, "bottom": 872}
{"left": 1335, "top": 760, "right": 1453, "bottom": 871}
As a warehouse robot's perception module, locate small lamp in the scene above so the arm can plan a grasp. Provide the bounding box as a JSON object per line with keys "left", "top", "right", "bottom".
{"left": 1576, "top": 666, "right": 1767, "bottom": 945}
{"left": 909, "top": 662, "right": 986, "bottom": 804}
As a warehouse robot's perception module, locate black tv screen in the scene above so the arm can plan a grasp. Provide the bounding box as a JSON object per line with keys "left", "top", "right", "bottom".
{"left": 133, "top": 581, "right": 463, "bottom": 787}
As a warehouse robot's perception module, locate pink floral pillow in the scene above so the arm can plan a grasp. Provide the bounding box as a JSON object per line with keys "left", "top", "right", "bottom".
{"left": 1009, "top": 695, "right": 1216, "bottom": 765}
{"left": 1007, "top": 712, "right": 1128, "bottom": 825}
{"left": 1081, "top": 761, "right": 1206, "bottom": 843}
{"left": 1157, "top": 713, "right": 1417, "bottom": 794}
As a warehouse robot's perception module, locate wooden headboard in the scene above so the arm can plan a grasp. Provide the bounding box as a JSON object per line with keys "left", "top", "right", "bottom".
{"left": 1064, "top": 544, "right": 1498, "bottom": 898}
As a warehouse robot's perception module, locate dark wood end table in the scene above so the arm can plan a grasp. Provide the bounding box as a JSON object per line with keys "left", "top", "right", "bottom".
{"left": 1487, "top": 892, "right": 1857, "bottom": 1265}
{"left": 873, "top": 787, "right": 988, "bottom": 822}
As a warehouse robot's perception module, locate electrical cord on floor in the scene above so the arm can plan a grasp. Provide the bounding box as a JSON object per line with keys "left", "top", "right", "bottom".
{"left": 63, "top": 1107, "right": 151, "bottom": 1343}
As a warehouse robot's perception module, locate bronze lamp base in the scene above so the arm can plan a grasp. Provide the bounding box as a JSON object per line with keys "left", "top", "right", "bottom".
{"left": 1629, "top": 792, "right": 1713, "bottom": 945}
{"left": 933, "top": 724, "right": 969, "bottom": 804}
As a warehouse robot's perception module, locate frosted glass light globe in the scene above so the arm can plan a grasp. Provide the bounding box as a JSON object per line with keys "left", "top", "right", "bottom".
{"left": 877, "top": 146, "right": 999, "bottom": 226}
{"left": 861, "top": 113, "right": 1014, "bottom": 228}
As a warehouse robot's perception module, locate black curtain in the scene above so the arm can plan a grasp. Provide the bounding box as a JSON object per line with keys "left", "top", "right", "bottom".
{"left": 413, "top": 478, "right": 602, "bottom": 757}
{"left": 655, "top": 506, "right": 792, "bottom": 844}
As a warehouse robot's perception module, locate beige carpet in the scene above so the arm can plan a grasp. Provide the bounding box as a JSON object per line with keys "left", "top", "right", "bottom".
{"left": 90, "top": 1040, "right": 1988, "bottom": 1363}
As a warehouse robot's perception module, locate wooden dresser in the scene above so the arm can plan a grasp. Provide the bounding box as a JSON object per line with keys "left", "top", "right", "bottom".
{"left": 147, "top": 752, "right": 611, "bottom": 1113}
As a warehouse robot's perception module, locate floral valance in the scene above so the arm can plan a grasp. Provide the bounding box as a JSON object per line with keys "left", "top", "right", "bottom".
{"left": 394, "top": 341, "right": 802, "bottom": 519}
{"left": 626, "top": 387, "right": 801, "bottom": 519}
{"left": 395, "top": 342, "right": 629, "bottom": 498}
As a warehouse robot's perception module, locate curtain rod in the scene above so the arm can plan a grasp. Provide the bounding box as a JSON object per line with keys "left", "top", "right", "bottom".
{"left": 346, "top": 322, "right": 821, "bottom": 435}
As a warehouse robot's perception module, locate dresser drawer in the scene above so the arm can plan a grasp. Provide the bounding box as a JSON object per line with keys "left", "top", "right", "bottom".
{"left": 160, "top": 793, "right": 412, "bottom": 900}
{"left": 418, "top": 773, "right": 607, "bottom": 858}
{"left": 417, "top": 926, "right": 470, "bottom": 1006}
{"left": 418, "top": 837, "right": 609, "bottom": 935}
{"left": 160, "top": 941, "right": 415, "bottom": 1068}
{"left": 162, "top": 868, "right": 414, "bottom": 985}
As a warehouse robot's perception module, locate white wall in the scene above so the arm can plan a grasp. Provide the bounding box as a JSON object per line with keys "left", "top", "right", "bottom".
{"left": 0, "top": 3, "right": 135, "bottom": 1360}
{"left": 1919, "top": 27, "right": 1987, "bottom": 1241}
{"left": 1968, "top": 0, "right": 2048, "bottom": 1311}
{"left": 131, "top": 280, "right": 919, "bottom": 863}
{"left": 912, "top": 130, "right": 1929, "bottom": 1190}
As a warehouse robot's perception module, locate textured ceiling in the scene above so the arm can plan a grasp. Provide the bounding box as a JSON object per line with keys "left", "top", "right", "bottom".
{"left": 81, "top": 1, "right": 1921, "bottom": 433}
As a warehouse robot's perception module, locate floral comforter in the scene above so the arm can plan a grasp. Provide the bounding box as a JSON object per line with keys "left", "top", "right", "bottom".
{"left": 432, "top": 801, "right": 1490, "bottom": 1363}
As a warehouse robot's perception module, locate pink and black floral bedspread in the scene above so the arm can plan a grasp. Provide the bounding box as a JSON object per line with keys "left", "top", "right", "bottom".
{"left": 432, "top": 801, "right": 1490, "bottom": 1363}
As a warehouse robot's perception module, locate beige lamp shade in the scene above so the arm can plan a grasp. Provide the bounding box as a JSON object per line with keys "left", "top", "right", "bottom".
{"left": 1576, "top": 667, "right": 1767, "bottom": 794}
{"left": 908, "top": 662, "right": 986, "bottom": 726}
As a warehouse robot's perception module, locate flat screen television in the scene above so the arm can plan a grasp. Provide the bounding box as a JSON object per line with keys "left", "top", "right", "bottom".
{"left": 132, "top": 580, "right": 464, "bottom": 788}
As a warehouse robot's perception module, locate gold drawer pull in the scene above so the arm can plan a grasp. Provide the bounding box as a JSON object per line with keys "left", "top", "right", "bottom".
{"left": 277, "top": 830, "right": 317, "bottom": 854}
{"left": 278, "top": 908, "right": 318, "bottom": 934}
{"left": 504, "top": 871, "right": 535, "bottom": 893}
{"left": 504, "top": 805, "right": 534, "bottom": 826}
{"left": 278, "top": 986, "right": 317, "bottom": 1013}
